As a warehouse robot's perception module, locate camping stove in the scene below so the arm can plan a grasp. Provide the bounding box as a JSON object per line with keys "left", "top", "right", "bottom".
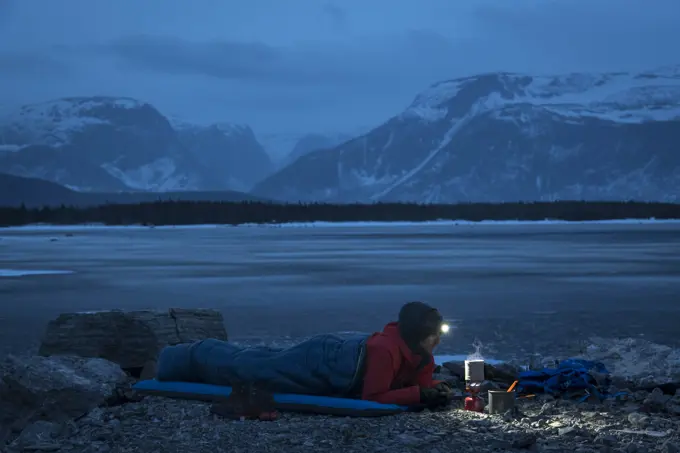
{"left": 463, "top": 360, "right": 485, "bottom": 412}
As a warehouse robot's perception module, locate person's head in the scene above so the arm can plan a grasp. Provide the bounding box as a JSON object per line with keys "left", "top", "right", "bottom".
{"left": 397, "top": 301, "right": 445, "bottom": 354}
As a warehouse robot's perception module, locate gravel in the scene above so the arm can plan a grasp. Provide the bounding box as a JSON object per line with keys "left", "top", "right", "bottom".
{"left": 5, "top": 393, "right": 680, "bottom": 453}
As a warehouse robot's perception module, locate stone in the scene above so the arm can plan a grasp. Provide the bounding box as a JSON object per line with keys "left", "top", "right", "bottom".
{"left": 39, "top": 308, "right": 228, "bottom": 369}
{"left": 432, "top": 373, "right": 458, "bottom": 386}
{"left": 558, "top": 426, "right": 578, "bottom": 436}
{"left": 583, "top": 338, "right": 680, "bottom": 389}
{"left": 642, "top": 388, "right": 671, "bottom": 411}
{"left": 12, "top": 421, "right": 63, "bottom": 447}
{"left": 442, "top": 361, "right": 464, "bottom": 377}
{"left": 511, "top": 433, "right": 536, "bottom": 449}
{"left": 0, "top": 355, "right": 127, "bottom": 433}
{"left": 661, "top": 441, "right": 680, "bottom": 453}
{"left": 626, "top": 412, "right": 650, "bottom": 429}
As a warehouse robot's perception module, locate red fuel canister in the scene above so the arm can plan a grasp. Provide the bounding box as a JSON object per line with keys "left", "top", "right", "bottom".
{"left": 464, "top": 395, "right": 485, "bottom": 412}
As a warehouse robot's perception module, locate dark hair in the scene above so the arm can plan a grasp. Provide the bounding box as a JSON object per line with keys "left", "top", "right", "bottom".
{"left": 398, "top": 301, "right": 443, "bottom": 344}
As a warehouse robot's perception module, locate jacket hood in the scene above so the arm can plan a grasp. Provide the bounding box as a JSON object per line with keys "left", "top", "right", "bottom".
{"left": 382, "top": 322, "right": 432, "bottom": 369}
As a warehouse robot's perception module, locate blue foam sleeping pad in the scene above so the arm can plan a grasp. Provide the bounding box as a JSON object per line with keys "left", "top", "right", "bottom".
{"left": 133, "top": 379, "right": 409, "bottom": 415}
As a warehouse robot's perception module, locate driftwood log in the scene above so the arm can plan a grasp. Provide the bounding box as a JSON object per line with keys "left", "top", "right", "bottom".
{"left": 39, "top": 308, "right": 228, "bottom": 370}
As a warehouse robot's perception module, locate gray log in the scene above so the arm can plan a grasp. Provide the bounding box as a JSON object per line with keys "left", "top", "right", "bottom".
{"left": 38, "top": 308, "right": 228, "bottom": 369}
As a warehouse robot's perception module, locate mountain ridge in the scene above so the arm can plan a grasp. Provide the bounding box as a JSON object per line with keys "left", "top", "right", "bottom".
{"left": 0, "top": 97, "right": 273, "bottom": 193}
{"left": 252, "top": 66, "right": 680, "bottom": 203}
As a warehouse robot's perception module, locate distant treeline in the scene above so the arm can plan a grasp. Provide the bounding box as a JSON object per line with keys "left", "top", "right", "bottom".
{"left": 1, "top": 200, "right": 679, "bottom": 227}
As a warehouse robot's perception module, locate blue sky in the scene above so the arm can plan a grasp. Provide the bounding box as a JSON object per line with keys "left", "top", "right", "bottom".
{"left": 1, "top": 0, "right": 678, "bottom": 134}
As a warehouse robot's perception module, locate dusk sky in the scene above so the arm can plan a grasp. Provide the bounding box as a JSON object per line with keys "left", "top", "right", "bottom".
{"left": 1, "top": 0, "right": 678, "bottom": 136}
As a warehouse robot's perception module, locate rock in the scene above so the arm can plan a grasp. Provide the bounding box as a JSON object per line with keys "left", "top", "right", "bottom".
{"left": 666, "top": 394, "right": 680, "bottom": 415}
{"left": 583, "top": 338, "right": 680, "bottom": 389}
{"left": 559, "top": 426, "right": 578, "bottom": 436}
{"left": 442, "top": 361, "right": 464, "bottom": 377}
{"left": 432, "top": 373, "right": 458, "bottom": 386}
{"left": 511, "top": 433, "right": 536, "bottom": 449}
{"left": 661, "top": 441, "right": 680, "bottom": 453}
{"left": 642, "top": 388, "right": 671, "bottom": 411}
{"left": 39, "top": 309, "right": 228, "bottom": 369}
{"left": 12, "top": 421, "right": 62, "bottom": 447}
{"left": 0, "top": 355, "right": 127, "bottom": 433}
{"left": 626, "top": 412, "right": 650, "bottom": 429}
{"left": 595, "top": 434, "right": 618, "bottom": 446}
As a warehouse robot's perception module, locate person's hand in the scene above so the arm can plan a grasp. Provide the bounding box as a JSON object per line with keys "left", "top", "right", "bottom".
{"left": 434, "top": 382, "right": 453, "bottom": 394}
{"left": 420, "top": 386, "right": 450, "bottom": 408}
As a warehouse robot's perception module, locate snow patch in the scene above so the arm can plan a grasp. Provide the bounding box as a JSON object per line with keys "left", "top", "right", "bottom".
{"left": 1, "top": 97, "right": 146, "bottom": 146}
{"left": 101, "top": 158, "right": 187, "bottom": 191}
{"left": 402, "top": 79, "right": 462, "bottom": 122}
{"left": 406, "top": 69, "right": 680, "bottom": 125}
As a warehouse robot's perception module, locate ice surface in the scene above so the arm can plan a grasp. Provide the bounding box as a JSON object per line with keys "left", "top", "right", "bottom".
{"left": 2, "top": 222, "right": 679, "bottom": 365}
{"left": 0, "top": 269, "right": 74, "bottom": 277}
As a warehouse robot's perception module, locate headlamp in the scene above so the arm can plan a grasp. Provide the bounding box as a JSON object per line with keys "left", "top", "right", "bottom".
{"left": 440, "top": 323, "right": 450, "bottom": 334}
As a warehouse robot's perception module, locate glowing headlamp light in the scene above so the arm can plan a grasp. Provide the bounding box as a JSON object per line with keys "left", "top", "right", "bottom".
{"left": 440, "top": 323, "right": 450, "bottom": 334}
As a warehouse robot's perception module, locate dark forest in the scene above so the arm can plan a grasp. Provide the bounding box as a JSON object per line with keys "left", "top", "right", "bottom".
{"left": 1, "top": 200, "right": 679, "bottom": 227}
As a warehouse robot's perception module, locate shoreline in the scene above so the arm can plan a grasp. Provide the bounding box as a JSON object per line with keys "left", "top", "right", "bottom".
{"left": 3, "top": 217, "right": 680, "bottom": 231}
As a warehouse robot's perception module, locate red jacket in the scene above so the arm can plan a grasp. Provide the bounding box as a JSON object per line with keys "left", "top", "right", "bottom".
{"left": 361, "top": 322, "right": 440, "bottom": 405}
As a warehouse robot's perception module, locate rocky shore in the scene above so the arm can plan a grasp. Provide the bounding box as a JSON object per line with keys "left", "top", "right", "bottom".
{"left": 2, "top": 309, "right": 679, "bottom": 453}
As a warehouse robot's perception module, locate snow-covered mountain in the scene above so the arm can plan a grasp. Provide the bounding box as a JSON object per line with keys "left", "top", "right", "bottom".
{"left": 0, "top": 97, "right": 272, "bottom": 192}
{"left": 253, "top": 67, "right": 680, "bottom": 203}
{"left": 259, "top": 130, "right": 365, "bottom": 167}
{"left": 280, "top": 133, "right": 354, "bottom": 168}
{"left": 171, "top": 119, "right": 272, "bottom": 191}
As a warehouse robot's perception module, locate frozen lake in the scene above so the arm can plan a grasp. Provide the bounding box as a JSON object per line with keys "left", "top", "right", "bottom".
{"left": 1, "top": 222, "right": 680, "bottom": 359}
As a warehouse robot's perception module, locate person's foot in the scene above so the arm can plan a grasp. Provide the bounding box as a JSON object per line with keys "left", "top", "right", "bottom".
{"left": 139, "top": 359, "right": 157, "bottom": 380}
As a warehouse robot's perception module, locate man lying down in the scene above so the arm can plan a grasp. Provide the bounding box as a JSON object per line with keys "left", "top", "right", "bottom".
{"left": 156, "top": 301, "right": 453, "bottom": 408}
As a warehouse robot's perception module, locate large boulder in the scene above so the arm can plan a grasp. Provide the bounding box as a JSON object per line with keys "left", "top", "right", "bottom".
{"left": 581, "top": 337, "right": 680, "bottom": 389}
{"left": 0, "top": 355, "right": 127, "bottom": 437}
{"left": 38, "top": 308, "right": 228, "bottom": 370}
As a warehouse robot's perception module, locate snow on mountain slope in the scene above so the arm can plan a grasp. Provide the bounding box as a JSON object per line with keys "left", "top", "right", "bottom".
{"left": 278, "top": 133, "right": 354, "bottom": 169}
{"left": 0, "top": 96, "right": 211, "bottom": 191}
{"left": 403, "top": 68, "right": 680, "bottom": 124}
{"left": 253, "top": 66, "right": 680, "bottom": 203}
{"left": 0, "top": 97, "right": 143, "bottom": 147}
{"left": 0, "top": 97, "right": 273, "bottom": 192}
{"left": 172, "top": 118, "right": 273, "bottom": 191}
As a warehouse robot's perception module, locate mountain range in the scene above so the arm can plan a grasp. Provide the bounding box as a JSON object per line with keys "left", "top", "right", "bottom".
{"left": 0, "top": 97, "right": 276, "bottom": 193}
{"left": 2, "top": 65, "right": 679, "bottom": 205}
{"left": 254, "top": 66, "right": 680, "bottom": 203}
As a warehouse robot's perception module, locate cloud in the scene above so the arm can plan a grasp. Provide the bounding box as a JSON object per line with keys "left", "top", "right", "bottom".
{"left": 322, "top": 4, "right": 349, "bottom": 32}
{"left": 105, "top": 35, "right": 282, "bottom": 81}
{"left": 100, "top": 32, "right": 466, "bottom": 89}
{"left": 1, "top": 0, "right": 679, "bottom": 133}
{"left": 472, "top": 0, "right": 680, "bottom": 72}
{"left": 0, "top": 0, "right": 14, "bottom": 28}
{"left": 0, "top": 50, "right": 72, "bottom": 77}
